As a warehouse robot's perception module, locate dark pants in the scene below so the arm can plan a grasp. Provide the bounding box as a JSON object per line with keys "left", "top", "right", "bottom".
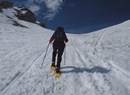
{"left": 52, "top": 41, "right": 65, "bottom": 68}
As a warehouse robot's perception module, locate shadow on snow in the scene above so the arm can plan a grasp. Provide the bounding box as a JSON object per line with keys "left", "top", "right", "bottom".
{"left": 61, "top": 66, "right": 111, "bottom": 74}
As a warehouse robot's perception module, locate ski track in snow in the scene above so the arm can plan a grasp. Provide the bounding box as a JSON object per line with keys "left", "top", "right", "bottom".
{"left": 0, "top": 11, "right": 130, "bottom": 95}
{"left": 1, "top": 47, "right": 46, "bottom": 95}
{"left": 70, "top": 35, "right": 113, "bottom": 95}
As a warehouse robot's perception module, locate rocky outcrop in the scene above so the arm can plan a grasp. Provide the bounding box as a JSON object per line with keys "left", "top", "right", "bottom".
{"left": 0, "top": 1, "right": 13, "bottom": 9}
{"left": 15, "top": 8, "right": 36, "bottom": 23}
{"left": 36, "top": 21, "right": 46, "bottom": 28}
{"left": 0, "top": 1, "right": 46, "bottom": 28}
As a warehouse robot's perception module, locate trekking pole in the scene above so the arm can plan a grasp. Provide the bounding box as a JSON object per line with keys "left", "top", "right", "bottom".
{"left": 41, "top": 43, "right": 50, "bottom": 68}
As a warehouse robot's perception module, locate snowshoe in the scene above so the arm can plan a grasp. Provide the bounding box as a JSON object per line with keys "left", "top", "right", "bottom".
{"left": 53, "top": 68, "right": 61, "bottom": 78}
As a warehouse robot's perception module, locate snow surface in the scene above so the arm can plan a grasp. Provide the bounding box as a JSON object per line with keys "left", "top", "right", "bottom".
{"left": 0, "top": 8, "right": 130, "bottom": 95}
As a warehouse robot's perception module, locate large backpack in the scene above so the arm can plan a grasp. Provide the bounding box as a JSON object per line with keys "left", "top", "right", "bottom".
{"left": 54, "top": 28, "right": 64, "bottom": 41}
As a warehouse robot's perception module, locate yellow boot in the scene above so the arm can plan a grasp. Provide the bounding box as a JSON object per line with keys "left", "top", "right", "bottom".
{"left": 50, "top": 63, "right": 56, "bottom": 71}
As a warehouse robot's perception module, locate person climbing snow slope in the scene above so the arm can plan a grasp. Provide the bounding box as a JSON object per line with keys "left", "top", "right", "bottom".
{"left": 49, "top": 27, "right": 68, "bottom": 77}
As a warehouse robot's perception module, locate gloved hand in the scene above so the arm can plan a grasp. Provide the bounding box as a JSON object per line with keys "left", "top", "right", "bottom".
{"left": 49, "top": 37, "right": 53, "bottom": 44}
{"left": 65, "top": 39, "right": 68, "bottom": 43}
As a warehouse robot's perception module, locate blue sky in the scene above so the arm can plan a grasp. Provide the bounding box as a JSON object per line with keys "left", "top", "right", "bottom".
{"left": 9, "top": 0, "right": 130, "bottom": 33}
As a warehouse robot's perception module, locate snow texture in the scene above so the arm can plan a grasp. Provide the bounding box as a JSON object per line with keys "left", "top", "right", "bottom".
{"left": 0, "top": 8, "right": 130, "bottom": 95}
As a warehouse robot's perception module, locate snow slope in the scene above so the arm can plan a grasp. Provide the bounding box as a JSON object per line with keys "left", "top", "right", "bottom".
{"left": 0, "top": 8, "right": 130, "bottom": 95}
